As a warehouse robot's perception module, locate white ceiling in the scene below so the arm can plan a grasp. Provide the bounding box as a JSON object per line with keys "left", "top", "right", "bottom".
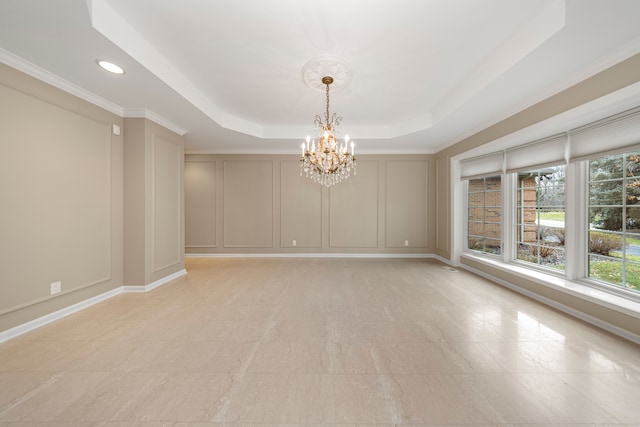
{"left": 1, "top": 0, "right": 640, "bottom": 154}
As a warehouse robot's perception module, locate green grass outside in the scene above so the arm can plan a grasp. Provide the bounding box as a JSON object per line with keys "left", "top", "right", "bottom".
{"left": 627, "top": 235, "right": 640, "bottom": 246}
{"left": 520, "top": 211, "right": 640, "bottom": 290}
{"left": 539, "top": 211, "right": 565, "bottom": 221}
{"left": 610, "top": 252, "right": 640, "bottom": 262}
{"left": 590, "top": 260, "right": 640, "bottom": 291}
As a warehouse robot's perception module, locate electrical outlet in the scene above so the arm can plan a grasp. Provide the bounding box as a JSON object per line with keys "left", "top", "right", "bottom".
{"left": 405, "top": 240, "right": 409, "bottom": 246}
{"left": 292, "top": 240, "right": 297, "bottom": 246}
{"left": 50, "top": 281, "right": 61, "bottom": 295}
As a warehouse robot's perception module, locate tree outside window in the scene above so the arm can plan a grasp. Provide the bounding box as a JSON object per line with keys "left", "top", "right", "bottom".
{"left": 589, "top": 151, "right": 640, "bottom": 292}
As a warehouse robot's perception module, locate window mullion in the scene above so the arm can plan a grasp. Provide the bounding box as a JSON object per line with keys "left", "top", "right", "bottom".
{"left": 503, "top": 173, "right": 516, "bottom": 263}
{"left": 565, "top": 161, "right": 587, "bottom": 280}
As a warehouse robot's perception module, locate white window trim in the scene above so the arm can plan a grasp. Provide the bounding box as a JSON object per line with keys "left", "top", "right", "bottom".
{"left": 502, "top": 173, "right": 517, "bottom": 264}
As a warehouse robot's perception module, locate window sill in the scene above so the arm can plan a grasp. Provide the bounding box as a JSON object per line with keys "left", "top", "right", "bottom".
{"left": 460, "top": 252, "right": 640, "bottom": 321}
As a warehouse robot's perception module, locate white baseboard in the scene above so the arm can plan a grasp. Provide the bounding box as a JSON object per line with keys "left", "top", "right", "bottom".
{"left": 185, "top": 253, "right": 435, "bottom": 259}
{"left": 0, "top": 287, "right": 122, "bottom": 344}
{"left": 121, "top": 269, "right": 187, "bottom": 293}
{"left": 0, "top": 269, "right": 187, "bottom": 344}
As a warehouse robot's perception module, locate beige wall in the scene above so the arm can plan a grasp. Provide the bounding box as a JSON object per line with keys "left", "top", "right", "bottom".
{"left": 0, "top": 63, "right": 124, "bottom": 332}
{"left": 124, "top": 118, "right": 185, "bottom": 285}
{"left": 0, "top": 63, "right": 185, "bottom": 335}
{"left": 185, "top": 154, "right": 435, "bottom": 254}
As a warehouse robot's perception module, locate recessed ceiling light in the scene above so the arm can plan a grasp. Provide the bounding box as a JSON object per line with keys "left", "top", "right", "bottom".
{"left": 96, "top": 60, "right": 125, "bottom": 75}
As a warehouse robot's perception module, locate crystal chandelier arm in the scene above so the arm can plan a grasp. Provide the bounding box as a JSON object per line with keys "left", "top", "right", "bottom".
{"left": 332, "top": 113, "right": 342, "bottom": 129}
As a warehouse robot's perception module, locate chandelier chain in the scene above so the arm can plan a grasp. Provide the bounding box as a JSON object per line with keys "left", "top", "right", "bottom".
{"left": 325, "top": 83, "right": 330, "bottom": 126}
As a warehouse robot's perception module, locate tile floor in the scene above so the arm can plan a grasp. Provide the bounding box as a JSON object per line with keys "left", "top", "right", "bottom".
{"left": 0, "top": 257, "right": 639, "bottom": 426}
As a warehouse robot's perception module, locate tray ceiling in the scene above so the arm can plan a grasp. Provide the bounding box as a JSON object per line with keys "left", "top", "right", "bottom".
{"left": 1, "top": 0, "right": 640, "bottom": 153}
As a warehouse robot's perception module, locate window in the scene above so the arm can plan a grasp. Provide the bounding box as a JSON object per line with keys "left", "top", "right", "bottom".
{"left": 458, "top": 107, "right": 640, "bottom": 307}
{"left": 588, "top": 151, "right": 640, "bottom": 293}
{"left": 516, "top": 166, "right": 565, "bottom": 270}
{"left": 467, "top": 176, "right": 502, "bottom": 255}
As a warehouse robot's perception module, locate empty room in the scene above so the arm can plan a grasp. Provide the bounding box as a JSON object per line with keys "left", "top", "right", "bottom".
{"left": 1, "top": 0, "right": 640, "bottom": 425}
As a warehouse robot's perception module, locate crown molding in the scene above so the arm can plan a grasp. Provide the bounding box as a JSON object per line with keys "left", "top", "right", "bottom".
{"left": 0, "top": 47, "right": 124, "bottom": 116}
{"left": 123, "top": 107, "right": 188, "bottom": 136}
{"left": 0, "top": 48, "right": 188, "bottom": 136}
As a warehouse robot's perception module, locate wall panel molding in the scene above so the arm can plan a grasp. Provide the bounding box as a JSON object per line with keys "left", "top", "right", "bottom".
{"left": 186, "top": 154, "right": 433, "bottom": 254}
{"left": 223, "top": 160, "right": 274, "bottom": 248}
{"left": 185, "top": 160, "right": 217, "bottom": 248}
{"left": 329, "top": 160, "right": 379, "bottom": 248}
{"left": 0, "top": 63, "right": 124, "bottom": 333}
{"left": 151, "top": 133, "right": 183, "bottom": 273}
{"left": 0, "top": 84, "right": 114, "bottom": 311}
{"left": 280, "top": 161, "right": 322, "bottom": 248}
{"left": 385, "top": 160, "right": 428, "bottom": 248}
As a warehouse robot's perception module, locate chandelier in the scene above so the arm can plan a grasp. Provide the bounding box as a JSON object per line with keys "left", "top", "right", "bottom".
{"left": 300, "top": 75, "right": 356, "bottom": 187}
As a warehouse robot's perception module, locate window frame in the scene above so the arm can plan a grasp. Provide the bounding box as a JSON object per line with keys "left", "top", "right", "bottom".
{"left": 584, "top": 151, "right": 640, "bottom": 297}
{"left": 513, "top": 165, "right": 567, "bottom": 273}
{"left": 458, "top": 155, "right": 640, "bottom": 304}
{"left": 453, "top": 103, "right": 640, "bottom": 335}
{"left": 465, "top": 175, "right": 503, "bottom": 257}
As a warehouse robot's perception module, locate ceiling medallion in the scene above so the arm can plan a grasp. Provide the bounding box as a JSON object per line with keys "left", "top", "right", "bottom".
{"left": 300, "top": 66, "right": 356, "bottom": 187}
{"left": 301, "top": 56, "right": 353, "bottom": 93}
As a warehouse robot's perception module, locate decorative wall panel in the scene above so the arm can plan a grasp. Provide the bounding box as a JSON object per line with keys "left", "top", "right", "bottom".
{"left": 185, "top": 161, "right": 216, "bottom": 248}
{"left": 0, "top": 83, "right": 112, "bottom": 312}
{"left": 329, "top": 160, "right": 379, "bottom": 248}
{"left": 223, "top": 161, "right": 274, "bottom": 247}
{"left": 385, "top": 160, "right": 428, "bottom": 247}
{"left": 280, "top": 161, "right": 322, "bottom": 248}
{"left": 152, "top": 135, "right": 182, "bottom": 272}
